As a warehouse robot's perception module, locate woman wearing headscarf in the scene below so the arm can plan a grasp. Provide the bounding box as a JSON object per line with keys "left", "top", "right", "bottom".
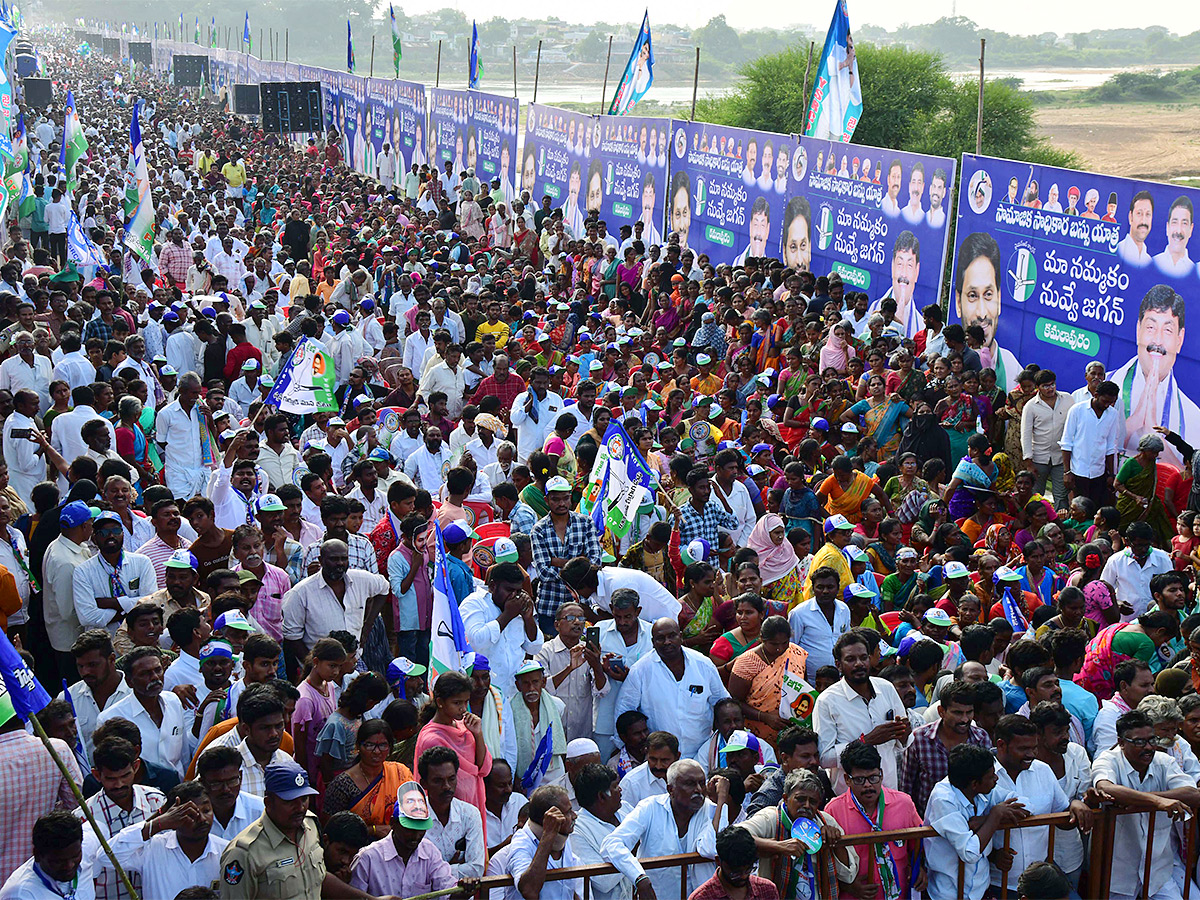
{"left": 895, "top": 400, "right": 951, "bottom": 475}
{"left": 818, "top": 322, "right": 855, "bottom": 376}
{"left": 1115, "top": 432, "right": 1174, "bottom": 546}
{"left": 747, "top": 514, "right": 806, "bottom": 611}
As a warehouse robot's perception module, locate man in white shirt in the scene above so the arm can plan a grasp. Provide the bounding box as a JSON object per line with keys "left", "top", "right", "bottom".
{"left": 402, "top": 310, "right": 434, "bottom": 379}
{"left": 155, "top": 372, "right": 212, "bottom": 500}
{"left": 789, "top": 567, "right": 853, "bottom": 672}
{"left": 613, "top": 618, "right": 729, "bottom": 759}
{"left": 49, "top": 384, "right": 117, "bottom": 487}
{"left": 98, "top": 781, "right": 228, "bottom": 900}
{"left": 403, "top": 427, "right": 451, "bottom": 493}
{"left": 196, "top": 744, "right": 267, "bottom": 841}
{"left": 601, "top": 762, "right": 728, "bottom": 900}
{"left": 497, "top": 784, "right": 583, "bottom": 900}
{"left": 59, "top": 629, "right": 133, "bottom": 767}
{"left": 3, "top": 390, "right": 44, "bottom": 509}
{"left": 419, "top": 746, "right": 486, "bottom": 879}
{"left": 814, "top": 630, "right": 910, "bottom": 793}
{"left": 1020, "top": 369, "right": 1074, "bottom": 510}
{"left": 1092, "top": 708, "right": 1200, "bottom": 900}
{"left": 1091, "top": 658, "right": 1156, "bottom": 755}
{"left": 1101, "top": 521, "right": 1173, "bottom": 619}
{"left": 560, "top": 561, "right": 681, "bottom": 627}
{"left": 43, "top": 500, "right": 97, "bottom": 674}
{"left": 97, "top": 647, "right": 187, "bottom": 778}
{"left": 421, "top": 344, "right": 468, "bottom": 420}
{"left": 510, "top": 367, "right": 563, "bottom": 464}
{"left": 923, "top": 743, "right": 1028, "bottom": 900}
{"left": 0, "top": 332, "right": 52, "bottom": 415}
{"left": 73, "top": 512, "right": 157, "bottom": 638}
{"left": 1060, "top": 379, "right": 1121, "bottom": 507}
{"left": 52, "top": 332, "right": 97, "bottom": 390}
{"left": 460, "top": 562, "right": 543, "bottom": 696}
{"left": 376, "top": 142, "right": 396, "bottom": 190}
{"left": 619, "top": 730, "right": 678, "bottom": 808}
{"left": 988, "top": 714, "right": 1090, "bottom": 895}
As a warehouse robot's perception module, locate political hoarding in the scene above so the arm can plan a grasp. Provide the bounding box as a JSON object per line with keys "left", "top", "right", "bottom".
{"left": 666, "top": 119, "right": 793, "bottom": 267}
{"left": 521, "top": 103, "right": 596, "bottom": 235}
{"left": 787, "top": 137, "right": 956, "bottom": 338}
{"left": 954, "top": 153, "right": 1200, "bottom": 465}
{"left": 592, "top": 115, "right": 669, "bottom": 249}
{"left": 429, "top": 88, "right": 519, "bottom": 207}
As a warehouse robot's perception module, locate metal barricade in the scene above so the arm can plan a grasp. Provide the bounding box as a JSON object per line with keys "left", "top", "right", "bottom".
{"left": 472, "top": 806, "right": 1200, "bottom": 900}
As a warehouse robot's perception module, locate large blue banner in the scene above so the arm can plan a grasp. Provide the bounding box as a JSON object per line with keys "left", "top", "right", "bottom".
{"left": 429, "top": 88, "right": 519, "bottom": 205}
{"left": 786, "top": 137, "right": 955, "bottom": 337}
{"left": 666, "top": 120, "right": 792, "bottom": 266}
{"left": 954, "top": 153, "right": 1200, "bottom": 464}
{"left": 521, "top": 103, "right": 595, "bottom": 231}
{"left": 593, "top": 115, "right": 669, "bottom": 248}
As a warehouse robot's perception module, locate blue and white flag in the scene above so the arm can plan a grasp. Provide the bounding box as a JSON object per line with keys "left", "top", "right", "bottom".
{"left": 468, "top": 20, "right": 481, "bottom": 89}
{"left": 242, "top": 12, "right": 250, "bottom": 51}
{"left": 579, "top": 420, "right": 656, "bottom": 538}
{"left": 430, "top": 522, "right": 471, "bottom": 685}
{"left": 67, "top": 211, "right": 107, "bottom": 269}
{"left": 804, "top": 0, "right": 862, "bottom": 142}
{"left": 522, "top": 722, "right": 554, "bottom": 792}
{"left": 0, "top": 628, "right": 50, "bottom": 721}
{"left": 264, "top": 335, "right": 337, "bottom": 414}
{"left": 60, "top": 680, "right": 89, "bottom": 768}
{"left": 1001, "top": 586, "right": 1030, "bottom": 634}
{"left": 0, "top": 20, "right": 18, "bottom": 165}
{"left": 346, "top": 21, "right": 355, "bottom": 73}
{"left": 607, "top": 11, "right": 654, "bottom": 116}
{"left": 124, "top": 101, "right": 156, "bottom": 265}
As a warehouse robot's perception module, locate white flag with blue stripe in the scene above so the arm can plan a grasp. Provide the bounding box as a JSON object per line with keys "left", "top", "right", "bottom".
{"left": 67, "top": 212, "right": 107, "bottom": 269}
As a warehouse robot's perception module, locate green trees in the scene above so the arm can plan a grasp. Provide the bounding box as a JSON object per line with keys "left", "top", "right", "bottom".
{"left": 699, "top": 43, "right": 1080, "bottom": 168}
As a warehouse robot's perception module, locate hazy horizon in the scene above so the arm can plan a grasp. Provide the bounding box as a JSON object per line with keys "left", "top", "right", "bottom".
{"left": 383, "top": 0, "right": 1196, "bottom": 41}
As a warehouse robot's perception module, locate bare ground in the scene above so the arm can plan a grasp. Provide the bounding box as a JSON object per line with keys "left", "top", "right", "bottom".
{"left": 1037, "top": 103, "right": 1200, "bottom": 181}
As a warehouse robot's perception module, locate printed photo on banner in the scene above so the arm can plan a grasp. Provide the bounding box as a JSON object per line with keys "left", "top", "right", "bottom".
{"left": 588, "top": 115, "right": 669, "bottom": 247}
{"left": 666, "top": 119, "right": 791, "bottom": 267}
{"left": 954, "top": 153, "right": 1200, "bottom": 465}
{"left": 521, "top": 103, "right": 596, "bottom": 232}
{"left": 787, "top": 137, "right": 956, "bottom": 339}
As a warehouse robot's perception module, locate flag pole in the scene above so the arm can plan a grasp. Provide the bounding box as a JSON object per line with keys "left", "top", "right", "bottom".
{"left": 690, "top": 47, "right": 700, "bottom": 121}
{"left": 435, "top": 39, "right": 441, "bottom": 87}
{"left": 258, "top": 27, "right": 262, "bottom": 60}
{"left": 976, "top": 38, "right": 986, "bottom": 155}
{"left": 26, "top": 711, "right": 141, "bottom": 900}
{"left": 801, "top": 41, "right": 815, "bottom": 116}
{"left": 370, "top": 34, "right": 375, "bottom": 78}
{"left": 532, "top": 40, "right": 542, "bottom": 103}
{"left": 600, "top": 35, "right": 612, "bottom": 111}
{"left": 512, "top": 45, "right": 517, "bottom": 99}
{"left": 285, "top": 28, "right": 289, "bottom": 62}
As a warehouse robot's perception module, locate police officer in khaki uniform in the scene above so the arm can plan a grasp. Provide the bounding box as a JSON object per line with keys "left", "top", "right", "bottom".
{"left": 219, "top": 760, "right": 384, "bottom": 900}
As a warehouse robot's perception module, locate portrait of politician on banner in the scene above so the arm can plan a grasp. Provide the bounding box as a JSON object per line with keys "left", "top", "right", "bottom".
{"left": 954, "top": 152, "right": 1200, "bottom": 465}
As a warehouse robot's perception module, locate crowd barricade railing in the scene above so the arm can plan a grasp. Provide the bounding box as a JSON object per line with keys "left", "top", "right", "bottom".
{"left": 469, "top": 805, "right": 1200, "bottom": 900}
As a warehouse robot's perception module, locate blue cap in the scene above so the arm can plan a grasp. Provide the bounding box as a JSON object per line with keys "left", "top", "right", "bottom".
{"left": 59, "top": 501, "right": 99, "bottom": 528}
{"left": 368, "top": 448, "right": 392, "bottom": 462}
{"left": 162, "top": 311, "right": 180, "bottom": 322}
{"left": 442, "top": 519, "right": 480, "bottom": 544}
{"left": 199, "top": 640, "right": 234, "bottom": 662}
{"left": 264, "top": 760, "right": 319, "bottom": 800}
{"left": 332, "top": 310, "right": 351, "bottom": 325}
{"left": 359, "top": 298, "right": 375, "bottom": 311}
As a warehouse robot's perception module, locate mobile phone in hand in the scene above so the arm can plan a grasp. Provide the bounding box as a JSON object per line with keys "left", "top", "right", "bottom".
{"left": 586, "top": 626, "right": 600, "bottom": 651}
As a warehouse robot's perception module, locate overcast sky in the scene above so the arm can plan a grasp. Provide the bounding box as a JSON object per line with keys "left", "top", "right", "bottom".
{"left": 416, "top": 0, "right": 1190, "bottom": 43}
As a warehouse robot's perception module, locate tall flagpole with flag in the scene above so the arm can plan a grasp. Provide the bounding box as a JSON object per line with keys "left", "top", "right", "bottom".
{"left": 804, "top": 0, "right": 863, "bottom": 142}
{"left": 389, "top": 4, "right": 402, "bottom": 77}
{"left": 0, "top": 629, "right": 141, "bottom": 900}
{"left": 210, "top": 15, "right": 217, "bottom": 48}
{"left": 59, "top": 90, "right": 88, "bottom": 195}
{"left": 468, "top": 20, "right": 481, "bottom": 89}
{"left": 346, "top": 20, "right": 355, "bottom": 73}
{"left": 243, "top": 11, "right": 251, "bottom": 52}
{"left": 124, "top": 100, "right": 155, "bottom": 265}
{"left": 194, "top": 16, "right": 200, "bottom": 45}
{"left": 429, "top": 522, "right": 471, "bottom": 686}
{"left": 607, "top": 11, "right": 654, "bottom": 116}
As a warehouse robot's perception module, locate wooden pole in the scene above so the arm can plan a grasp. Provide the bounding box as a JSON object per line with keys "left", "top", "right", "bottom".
{"left": 690, "top": 47, "right": 700, "bottom": 121}
{"left": 258, "top": 27, "right": 262, "bottom": 60}
{"left": 600, "top": 36, "right": 613, "bottom": 112}
{"left": 27, "top": 713, "right": 142, "bottom": 900}
{"left": 532, "top": 40, "right": 542, "bottom": 103}
{"left": 370, "top": 35, "right": 375, "bottom": 77}
{"left": 512, "top": 45, "right": 517, "bottom": 99}
{"left": 801, "top": 41, "right": 815, "bottom": 121}
{"left": 976, "top": 38, "right": 985, "bottom": 156}
{"left": 435, "top": 39, "right": 441, "bottom": 87}
{"left": 285, "top": 28, "right": 289, "bottom": 62}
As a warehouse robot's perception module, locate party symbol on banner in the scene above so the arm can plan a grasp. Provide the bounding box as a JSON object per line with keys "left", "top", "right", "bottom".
{"left": 1007, "top": 245, "right": 1038, "bottom": 303}
{"left": 818, "top": 204, "right": 834, "bottom": 251}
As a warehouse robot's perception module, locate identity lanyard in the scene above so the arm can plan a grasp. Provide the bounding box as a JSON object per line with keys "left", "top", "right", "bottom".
{"left": 33, "top": 864, "right": 78, "bottom": 900}
{"left": 102, "top": 552, "right": 125, "bottom": 598}
{"left": 850, "top": 788, "right": 901, "bottom": 900}
{"left": 233, "top": 487, "right": 258, "bottom": 525}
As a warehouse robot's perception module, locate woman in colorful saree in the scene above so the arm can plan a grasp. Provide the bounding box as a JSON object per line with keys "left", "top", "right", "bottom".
{"left": 322, "top": 719, "right": 415, "bottom": 835}
{"left": 943, "top": 433, "right": 997, "bottom": 520}
{"left": 728, "top": 616, "right": 810, "bottom": 743}
{"left": 747, "top": 514, "right": 806, "bottom": 611}
{"left": 1076, "top": 608, "right": 1179, "bottom": 700}
{"left": 1115, "top": 432, "right": 1175, "bottom": 547}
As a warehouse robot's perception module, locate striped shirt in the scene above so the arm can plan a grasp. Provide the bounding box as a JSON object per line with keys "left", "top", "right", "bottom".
{"left": 85, "top": 784, "right": 166, "bottom": 900}
{"left": 135, "top": 534, "right": 193, "bottom": 590}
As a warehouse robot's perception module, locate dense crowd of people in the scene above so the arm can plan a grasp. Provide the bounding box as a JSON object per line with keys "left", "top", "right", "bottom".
{"left": 2, "top": 24, "right": 1200, "bottom": 900}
